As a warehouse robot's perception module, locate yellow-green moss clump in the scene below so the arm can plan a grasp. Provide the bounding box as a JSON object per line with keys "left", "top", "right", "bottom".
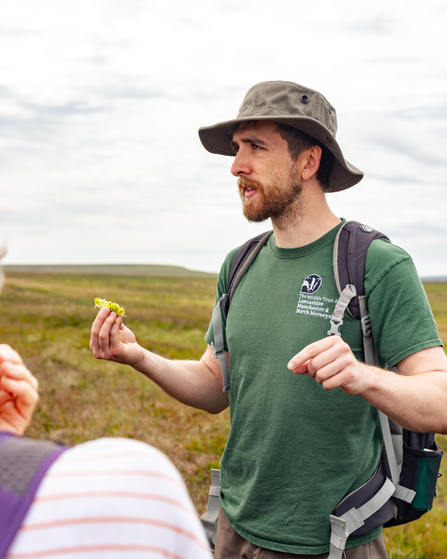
{"left": 94, "top": 297, "right": 126, "bottom": 316}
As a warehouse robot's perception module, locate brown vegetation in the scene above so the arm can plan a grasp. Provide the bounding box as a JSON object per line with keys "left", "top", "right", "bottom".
{"left": 1, "top": 273, "right": 446, "bottom": 557}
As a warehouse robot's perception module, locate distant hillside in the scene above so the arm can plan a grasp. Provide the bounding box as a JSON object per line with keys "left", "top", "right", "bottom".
{"left": 3, "top": 264, "right": 217, "bottom": 278}
{"left": 421, "top": 277, "right": 447, "bottom": 282}
{"left": 4, "top": 265, "right": 444, "bottom": 282}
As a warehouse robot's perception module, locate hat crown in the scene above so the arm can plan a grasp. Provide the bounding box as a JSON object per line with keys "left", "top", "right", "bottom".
{"left": 238, "top": 81, "right": 338, "bottom": 137}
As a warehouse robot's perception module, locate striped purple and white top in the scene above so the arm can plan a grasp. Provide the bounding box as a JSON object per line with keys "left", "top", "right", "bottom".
{"left": 5, "top": 437, "right": 212, "bottom": 559}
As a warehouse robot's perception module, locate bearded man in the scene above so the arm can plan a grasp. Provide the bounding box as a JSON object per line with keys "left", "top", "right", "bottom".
{"left": 91, "top": 81, "right": 447, "bottom": 559}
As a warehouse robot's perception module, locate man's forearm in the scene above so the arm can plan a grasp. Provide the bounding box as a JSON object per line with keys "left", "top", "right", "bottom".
{"left": 288, "top": 338, "right": 447, "bottom": 434}
{"left": 358, "top": 356, "right": 447, "bottom": 434}
{"left": 90, "top": 307, "right": 229, "bottom": 414}
{"left": 133, "top": 345, "right": 229, "bottom": 415}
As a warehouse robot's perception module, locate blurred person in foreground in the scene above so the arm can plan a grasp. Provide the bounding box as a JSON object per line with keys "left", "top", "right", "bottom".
{"left": 91, "top": 81, "right": 447, "bottom": 559}
{"left": 0, "top": 349, "right": 211, "bottom": 558}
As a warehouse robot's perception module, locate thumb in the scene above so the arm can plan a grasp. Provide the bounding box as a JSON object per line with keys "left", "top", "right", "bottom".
{"left": 118, "top": 320, "right": 136, "bottom": 343}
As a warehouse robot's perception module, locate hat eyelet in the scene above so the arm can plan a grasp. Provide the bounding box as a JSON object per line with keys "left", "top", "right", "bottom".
{"left": 300, "top": 94, "right": 309, "bottom": 103}
{"left": 326, "top": 136, "right": 333, "bottom": 144}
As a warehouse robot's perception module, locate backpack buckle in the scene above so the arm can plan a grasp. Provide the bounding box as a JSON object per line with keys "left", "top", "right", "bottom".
{"left": 361, "top": 314, "right": 372, "bottom": 338}
{"left": 211, "top": 342, "right": 224, "bottom": 359}
{"left": 328, "top": 319, "right": 343, "bottom": 336}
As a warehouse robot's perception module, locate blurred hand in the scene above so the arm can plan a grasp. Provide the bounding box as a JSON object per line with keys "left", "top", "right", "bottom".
{"left": 90, "top": 307, "right": 145, "bottom": 369}
{"left": 0, "top": 345, "right": 39, "bottom": 435}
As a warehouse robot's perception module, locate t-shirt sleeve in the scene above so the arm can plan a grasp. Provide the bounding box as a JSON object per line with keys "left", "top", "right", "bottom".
{"left": 204, "top": 247, "right": 240, "bottom": 352}
{"left": 364, "top": 240, "right": 442, "bottom": 369}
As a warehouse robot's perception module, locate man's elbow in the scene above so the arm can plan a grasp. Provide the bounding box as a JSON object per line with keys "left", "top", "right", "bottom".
{"left": 434, "top": 414, "right": 447, "bottom": 435}
{"left": 203, "top": 398, "right": 229, "bottom": 415}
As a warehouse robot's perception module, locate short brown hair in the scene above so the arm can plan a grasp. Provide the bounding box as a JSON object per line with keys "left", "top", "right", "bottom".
{"left": 275, "top": 123, "right": 334, "bottom": 191}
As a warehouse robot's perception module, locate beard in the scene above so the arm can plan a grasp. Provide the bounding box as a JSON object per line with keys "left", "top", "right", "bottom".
{"left": 238, "top": 167, "right": 303, "bottom": 225}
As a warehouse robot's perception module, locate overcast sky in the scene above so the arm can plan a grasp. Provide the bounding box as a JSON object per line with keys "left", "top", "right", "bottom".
{"left": 0, "top": 0, "right": 446, "bottom": 276}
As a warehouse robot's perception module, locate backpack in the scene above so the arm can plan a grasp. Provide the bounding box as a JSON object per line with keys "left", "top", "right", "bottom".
{"left": 201, "top": 221, "right": 443, "bottom": 556}
{"left": 0, "top": 433, "right": 69, "bottom": 559}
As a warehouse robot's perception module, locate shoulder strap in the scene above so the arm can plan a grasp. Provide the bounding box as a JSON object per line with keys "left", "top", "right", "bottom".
{"left": 333, "top": 221, "right": 390, "bottom": 320}
{"left": 225, "top": 231, "right": 272, "bottom": 314}
{"left": 211, "top": 231, "right": 272, "bottom": 393}
{"left": 200, "top": 468, "right": 221, "bottom": 551}
{"left": 331, "top": 222, "right": 401, "bottom": 476}
{"left": 0, "top": 435, "right": 69, "bottom": 559}
{"left": 328, "top": 223, "right": 420, "bottom": 559}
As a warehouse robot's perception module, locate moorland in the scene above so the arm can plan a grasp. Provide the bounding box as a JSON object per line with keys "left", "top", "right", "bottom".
{"left": 1, "top": 272, "right": 446, "bottom": 558}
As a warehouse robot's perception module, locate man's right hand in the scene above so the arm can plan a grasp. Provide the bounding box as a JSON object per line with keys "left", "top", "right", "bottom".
{"left": 91, "top": 307, "right": 229, "bottom": 414}
{"left": 90, "top": 307, "right": 145, "bottom": 369}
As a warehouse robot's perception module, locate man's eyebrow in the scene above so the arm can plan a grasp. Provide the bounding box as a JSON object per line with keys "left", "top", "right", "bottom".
{"left": 230, "top": 136, "right": 268, "bottom": 151}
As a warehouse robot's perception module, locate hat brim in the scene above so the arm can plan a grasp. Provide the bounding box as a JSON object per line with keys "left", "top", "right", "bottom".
{"left": 198, "top": 115, "right": 363, "bottom": 193}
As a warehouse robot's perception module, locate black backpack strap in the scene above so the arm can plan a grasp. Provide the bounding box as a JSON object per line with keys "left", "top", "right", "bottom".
{"left": 225, "top": 231, "right": 272, "bottom": 314}
{"left": 331, "top": 221, "right": 391, "bottom": 366}
{"left": 333, "top": 221, "right": 390, "bottom": 320}
{"left": 330, "top": 222, "right": 403, "bottom": 486}
{"left": 328, "top": 222, "right": 423, "bottom": 559}
{"left": 211, "top": 231, "right": 272, "bottom": 394}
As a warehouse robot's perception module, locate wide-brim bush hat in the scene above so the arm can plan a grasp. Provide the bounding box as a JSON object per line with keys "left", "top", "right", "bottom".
{"left": 198, "top": 80, "right": 363, "bottom": 192}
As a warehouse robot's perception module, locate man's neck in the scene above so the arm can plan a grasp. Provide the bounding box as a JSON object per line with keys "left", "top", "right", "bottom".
{"left": 271, "top": 188, "right": 341, "bottom": 248}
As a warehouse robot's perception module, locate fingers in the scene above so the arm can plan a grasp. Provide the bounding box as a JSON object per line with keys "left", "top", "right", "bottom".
{"left": 291, "top": 360, "right": 310, "bottom": 375}
{"left": 90, "top": 307, "right": 119, "bottom": 358}
{"left": 287, "top": 336, "right": 360, "bottom": 392}
{"left": 287, "top": 337, "right": 338, "bottom": 372}
{"left": 0, "top": 359, "right": 39, "bottom": 391}
{"left": 0, "top": 364, "right": 39, "bottom": 408}
{"left": 97, "top": 311, "right": 120, "bottom": 351}
{"left": 0, "top": 361, "right": 39, "bottom": 435}
{"left": 90, "top": 306, "right": 111, "bottom": 352}
{"left": 90, "top": 307, "right": 131, "bottom": 360}
{"left": 0, "top": 345, "right": 24, "bottom": 366}
{"left": 90, "top": 306, "right": 141, "bottom": 367}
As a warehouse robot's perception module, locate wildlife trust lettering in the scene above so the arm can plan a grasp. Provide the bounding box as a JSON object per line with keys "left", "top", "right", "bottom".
{"left": 296, "top": 292, "right": 336, "bottom": 320}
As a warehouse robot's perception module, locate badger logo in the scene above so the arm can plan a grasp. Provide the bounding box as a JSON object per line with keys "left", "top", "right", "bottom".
{"left": 300, "top": 274, "right": 322, "bottom": 294}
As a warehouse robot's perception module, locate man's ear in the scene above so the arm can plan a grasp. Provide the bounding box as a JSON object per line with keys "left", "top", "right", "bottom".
{"left": 301, "top": 145, "right": 322, "bottom": 181}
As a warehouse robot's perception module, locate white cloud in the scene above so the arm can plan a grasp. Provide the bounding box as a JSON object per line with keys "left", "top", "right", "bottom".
{"left": 0, "top": 0, "right": 446, "bottom": 276}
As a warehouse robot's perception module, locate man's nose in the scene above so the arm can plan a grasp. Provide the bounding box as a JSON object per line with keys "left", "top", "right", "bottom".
{"left": 231, "top": 151, "right": 252, "bottom": 177}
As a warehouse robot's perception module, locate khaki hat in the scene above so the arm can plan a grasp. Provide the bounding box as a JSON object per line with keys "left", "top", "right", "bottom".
{"left": 198, "top": 80, "right": 363, "bottom": 192}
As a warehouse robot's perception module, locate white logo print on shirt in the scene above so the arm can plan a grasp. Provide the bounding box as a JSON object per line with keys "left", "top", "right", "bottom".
{"left": 296, "top": 274, "right": 336, "bottom": 320}
{"left": 300, "top": 274, "right": 322, "bottom": 294}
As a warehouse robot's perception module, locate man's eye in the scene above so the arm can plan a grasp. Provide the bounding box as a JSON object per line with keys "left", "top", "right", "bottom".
{"left": 252, "top": 144, "right": 262, "bottom": 150}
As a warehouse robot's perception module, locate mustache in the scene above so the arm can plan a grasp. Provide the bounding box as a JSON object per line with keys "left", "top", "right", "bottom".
{"left": 237, "top": 178, "right": 263, "bottom": 191}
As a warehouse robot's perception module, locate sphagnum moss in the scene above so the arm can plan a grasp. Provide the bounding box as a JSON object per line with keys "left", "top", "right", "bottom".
{"left": 94, "top": 297, "right": 126, "bottom": 316}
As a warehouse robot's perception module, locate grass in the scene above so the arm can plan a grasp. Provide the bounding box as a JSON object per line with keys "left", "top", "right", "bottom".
{"left": 1, "top": 273, "right": 446, "bottom": 556}
{"left": 0, "top": 272, "right": 227, "bottom": 513}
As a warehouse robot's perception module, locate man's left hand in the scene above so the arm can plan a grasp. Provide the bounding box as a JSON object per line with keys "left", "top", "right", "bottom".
{"left": 287, "top": 336, "right": 369, "bottom": 395}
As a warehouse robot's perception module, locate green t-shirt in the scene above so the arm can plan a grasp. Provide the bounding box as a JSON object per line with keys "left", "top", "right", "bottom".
{"left": 205, "top": 220, "right": 442, "bottom": 555}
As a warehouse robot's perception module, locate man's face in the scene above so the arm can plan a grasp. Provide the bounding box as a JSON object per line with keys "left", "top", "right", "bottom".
{"left": 230, "top": 121, "right": 303, "bottom": 223}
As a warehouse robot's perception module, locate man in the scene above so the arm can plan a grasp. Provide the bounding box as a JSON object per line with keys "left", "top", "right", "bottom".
{"left": 90, "top": 81, "right": 447, "bottom": 558}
